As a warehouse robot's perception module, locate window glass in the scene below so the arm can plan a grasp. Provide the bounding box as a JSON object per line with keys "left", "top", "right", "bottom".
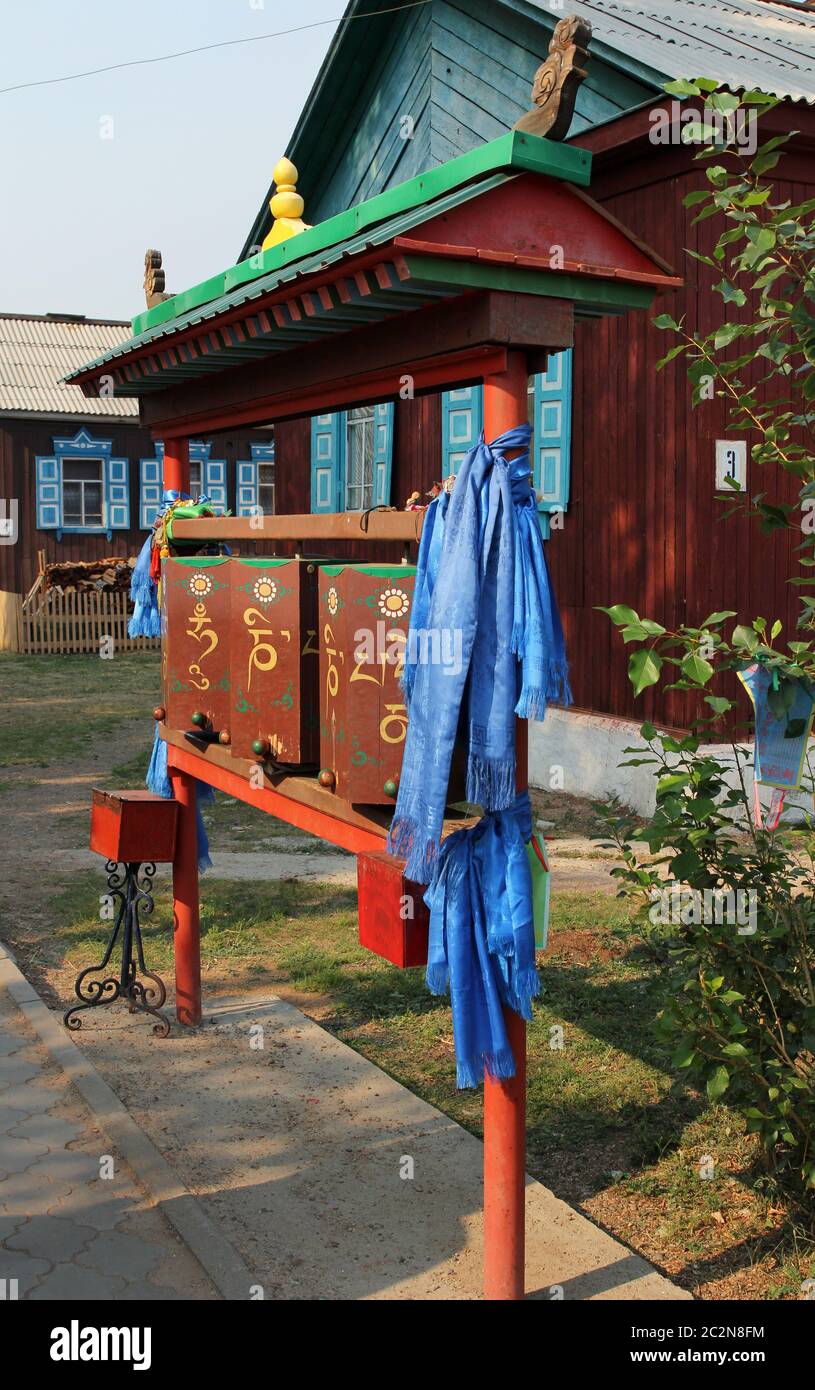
{"left": 189, "top": 460, "right": 203, "bottom": 495}
{"left": 345, "top": 406, "right": 375, "bottom": 512}
{"left": 258, "top": 461, "right": 275, "bottom": 516}
{"left": 61, "top": 458, "right": 103, "bottom": 527}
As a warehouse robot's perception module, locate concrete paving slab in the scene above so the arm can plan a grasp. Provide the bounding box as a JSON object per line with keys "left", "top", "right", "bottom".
{"left": 70, "top": 990, "right": 691, "bottom": 1301}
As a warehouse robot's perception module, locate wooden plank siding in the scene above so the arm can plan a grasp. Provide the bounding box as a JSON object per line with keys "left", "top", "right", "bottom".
{"left": 546, "top": 143, "right": 814, "bottom": 729}
{"left": 254, "top": 0, "right": 656, "bottom": 245}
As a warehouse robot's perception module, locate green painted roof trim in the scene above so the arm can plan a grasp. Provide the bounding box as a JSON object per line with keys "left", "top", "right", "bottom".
{"left": 131, "top": 132, "right": 591, "bottom": 338}
{"left": 403, "top": 255, "right": 658, "bottom": 315}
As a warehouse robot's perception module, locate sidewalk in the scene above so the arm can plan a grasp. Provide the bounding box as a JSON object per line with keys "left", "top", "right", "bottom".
{"left": 2, "top": 938, "right": 691, "bottom": 1302}
{"left": 0, "top": 972, "right": 219, "bottom": 1300}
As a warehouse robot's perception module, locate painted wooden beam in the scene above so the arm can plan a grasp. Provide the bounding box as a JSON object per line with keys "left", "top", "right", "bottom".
{"left": 140, "top": 291, "right": 573, "bottom": 434}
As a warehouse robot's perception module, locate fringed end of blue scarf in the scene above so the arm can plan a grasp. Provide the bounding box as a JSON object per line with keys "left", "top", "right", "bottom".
{"left": 466, "top": 753, "right": 516, "bottom": 814}
{"left": 129, "top": 534, "right": 161, "bottom": 639}
{"left": 145, "top": 723, "right": 213, "bottom": 874}
{"left": 146, "top": 723, "right": 173, "bottom": 799}
{"left": 128, "top": 594, "right": 161, "bottom": 640}
{"left": 196, "top": 800, "right": 212, "bottom": 874}
{"left": 425, "top": 962, "right": 450, "bottom": 996}
{"left": 388, "top": 815, "right": 440, "bottom": 886}
{"left": 504, "top": 965, "right": 541, "bottom": 1022}
{"left": 456, "top": 1046, "right": 517, "bottom": 1091}
{"left": 516, "top": 661, "right": 573, "bottom": 721}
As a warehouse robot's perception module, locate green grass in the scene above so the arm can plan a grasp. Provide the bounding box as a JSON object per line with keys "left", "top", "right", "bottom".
{"left": 0, "top": 651, "right": 159, "bottom": 767}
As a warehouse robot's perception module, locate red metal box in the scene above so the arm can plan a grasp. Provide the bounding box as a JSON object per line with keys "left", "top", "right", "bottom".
{"left": 319, "top": 563, "right": 415, "bottom": 805}
{"left": 163, "top": 557, "right": 232, "bottom": 737}
{"left": 230, "top": 558, "right": 320, "bottom": 765}
{"left": 357, "top": 851, "right": 429, "bottom": 969}
{"left": 90, "top": 790, "right": 179, "bottom": 863}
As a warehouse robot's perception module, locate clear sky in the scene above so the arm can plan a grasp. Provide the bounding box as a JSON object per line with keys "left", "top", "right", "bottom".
{"left": 0, "top": 0, "right": 346, "bottom": 322}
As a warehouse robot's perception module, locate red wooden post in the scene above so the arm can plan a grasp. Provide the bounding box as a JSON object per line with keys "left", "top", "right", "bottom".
{"left": 483, "top": 350, "right": 529, "bottom": 1301}
{"left": 170, "top": 768, "right": 202, "bottom": 1026}
{"left": 162, "top": 436, "right": 189, "bottom": 495}
{"left": 162, "top": 435, "right": 201, "bottom": 1025}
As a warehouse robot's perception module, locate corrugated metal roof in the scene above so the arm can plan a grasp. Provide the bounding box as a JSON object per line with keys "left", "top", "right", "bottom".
{"left": 529, "top": 1, "right": 815, "bottom": 105}
{"left": 0, "top": 315, "right": 140, "bottom": 417}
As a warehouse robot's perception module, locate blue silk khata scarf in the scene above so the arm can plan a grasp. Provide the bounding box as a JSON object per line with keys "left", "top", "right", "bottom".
{"left": 425, "top": 792, "right": 539, "bottom": 1089}
{"left": 389, "top": 424, "right": 571, "bottom": 885}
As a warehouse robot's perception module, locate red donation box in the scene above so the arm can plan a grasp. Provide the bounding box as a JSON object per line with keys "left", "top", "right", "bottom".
{"left": 230, "top": 558, "right": 320, "bottom": 764}
{"left": 90, "top": 790, "right": 179, "bottom": 863}
{"left": 319, "top": 564, "right": 415, "bottom": 804}
{"left": 163, "top": 557, "right": 232, "bottom": 737}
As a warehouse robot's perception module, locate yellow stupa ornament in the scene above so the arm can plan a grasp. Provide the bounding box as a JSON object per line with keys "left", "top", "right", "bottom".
{"left": 261, "top": 158, "right": 311, "bottom": 251}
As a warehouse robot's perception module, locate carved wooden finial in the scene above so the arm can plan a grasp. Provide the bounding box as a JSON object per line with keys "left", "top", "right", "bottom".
{"left": 514, "top": 14, "right": 592, "bottom": 142}
{"left": 261, "top": 158, "right": 312, "bottom": 252}
{"left": 144, "top": 249, "right": 171, "bottom": 309}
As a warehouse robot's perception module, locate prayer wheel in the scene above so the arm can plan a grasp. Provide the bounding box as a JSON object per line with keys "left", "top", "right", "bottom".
{"left": 318, "top": 563, "right": 416, "bottom": 804}
{"left": 162, "top": 557, "right": 232, "bottom": 738}
{"left": 230, "top": 558, "right": 320, "bottom": 765}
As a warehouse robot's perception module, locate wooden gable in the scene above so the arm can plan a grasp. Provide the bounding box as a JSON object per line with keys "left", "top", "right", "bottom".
{"left": 241, "top": 0, "right": 661, "bottom": 255}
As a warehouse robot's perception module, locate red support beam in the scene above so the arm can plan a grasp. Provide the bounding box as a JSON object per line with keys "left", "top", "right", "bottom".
{"left": 166, "top": 743, "right": 387, "bottom": 856}
{"left": 482, "top": 350, "right": 530, "bottom": 1302}
{"left": 162, "top": 437, "right": 189, "bottom": 495}
{"left": 170, "top": 768, "right": 202, "bottom": 1027}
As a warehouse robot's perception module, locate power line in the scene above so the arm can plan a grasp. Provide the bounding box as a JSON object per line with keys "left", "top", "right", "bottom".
{"left": 0, "top": 1, "right": 432, "bottom": 97}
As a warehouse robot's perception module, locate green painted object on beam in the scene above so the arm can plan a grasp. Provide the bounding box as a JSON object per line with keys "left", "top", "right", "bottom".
{"left": 403, "top": 255, "right": 658, "bottom": 316}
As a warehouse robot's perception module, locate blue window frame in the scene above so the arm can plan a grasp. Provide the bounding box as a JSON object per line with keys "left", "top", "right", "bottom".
{"left": 530, "top": 351, "right": 573, "bottom": 539}
{"left": 236, "top": 441, "right": 275, "bottom": 517}
{"left": 310, "top": 405, "right": 394, "bottom": 513}
{"left": 35, "top": 428, "right": 129, "bottom": 538}
{"left": 441, "top": 386, "right": 483, "bottom": 477}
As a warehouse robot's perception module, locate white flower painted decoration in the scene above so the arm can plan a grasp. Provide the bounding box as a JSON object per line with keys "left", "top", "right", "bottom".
{"left": 378, "top": 588, "right": 410, "bottom": 620}
{"left": 252, "top": 576, "right": 278, "bottom": 604}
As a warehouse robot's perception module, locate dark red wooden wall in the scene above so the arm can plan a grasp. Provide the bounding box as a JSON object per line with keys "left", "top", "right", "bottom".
{"left": 546, "top": 127, "right": 815, "bottom": 730}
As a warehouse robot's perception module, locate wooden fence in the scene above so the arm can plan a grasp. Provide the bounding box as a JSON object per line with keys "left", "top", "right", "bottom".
{"left": 21, "top": 582, "right": 160, "bottom": 656}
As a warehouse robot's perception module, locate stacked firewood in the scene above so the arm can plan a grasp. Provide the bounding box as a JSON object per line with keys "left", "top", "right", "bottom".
{"left": 42, "top": 557, "right": 136, "bottom": 595}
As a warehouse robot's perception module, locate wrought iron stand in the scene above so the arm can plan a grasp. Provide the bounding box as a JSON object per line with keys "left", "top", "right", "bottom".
{"left": 64, "top": 861, "right": 170, "bottom": 1037}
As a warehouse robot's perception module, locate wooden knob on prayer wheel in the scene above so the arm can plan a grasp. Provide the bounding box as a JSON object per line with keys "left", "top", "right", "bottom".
{"left": 318, "top": 768, "right": 335, "bottom": 790}
{"left": 253, "top": 738, "right": 271, "bottom": 759}
{"left": 383, "top": 779, "right": 399, "bottom": 800}
{"left": 153, "top": 705, "right": 166, "bottom": 722}
{"left": 191, "top": 711, "right": 206, "bottom": 727}
{"left": 219, "top": 729, "right": 231, "bottom": 746}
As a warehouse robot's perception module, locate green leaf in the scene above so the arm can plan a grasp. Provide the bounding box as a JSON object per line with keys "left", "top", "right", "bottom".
{"left": 715, "top": 280, "right": 747, "bottom": 306}
{"left": 707, "top": 1065, "right": 730, "bottom": 1101}
{"left": 664, "top": 79, "right": 701, "bottom": 97}
{"left": 702, "top": 611, "right": 737, "bottom": 626}
{"left": 752, "top": 151, "right": 780, "bottom": 177}
{"left": 732, "top": 624, "right": 759, "bottom": 652}
{"left": 681, "top": 652, "right": 714, "bottom": 685}
{"left": 597, "top": 604, "right": 640, "bottom": 627}
{"left": 656, "top": 344, "right": 686, "bottom": 370}
{"left": 714, "top": 323, "right": 744, "bottom": 350}
{"left": 629, "top": 648, "right": 663, "bottom": 697}
{"left": 653, "top": 313, "right": 680, "bottom": 331}
{"left": 671, "top": 1039, "right": 696, "bottom": 1069}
